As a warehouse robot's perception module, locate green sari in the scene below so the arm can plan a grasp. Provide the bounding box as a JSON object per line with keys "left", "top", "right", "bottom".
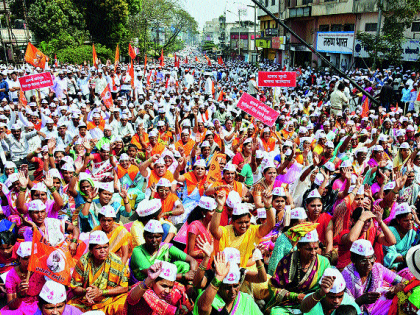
{"left": 129, "top": 243, "right": 189, "bottom": 282}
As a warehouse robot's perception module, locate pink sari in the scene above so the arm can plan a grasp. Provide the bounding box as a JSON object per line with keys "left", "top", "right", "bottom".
{"left": 184, "top": 220, "right": 213, "bottom": 266}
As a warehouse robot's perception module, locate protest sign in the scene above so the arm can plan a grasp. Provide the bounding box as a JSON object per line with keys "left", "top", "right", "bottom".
{"left": 237, "top": 93, "right": 279, "bottom": 127}
{"left": 18, "top": 72, "right": 54, "bottom": 92}
{"left": 258, "top": 71, "right": 296, "bottom": 87}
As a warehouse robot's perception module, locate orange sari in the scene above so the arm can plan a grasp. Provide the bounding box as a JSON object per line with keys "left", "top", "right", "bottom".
{"left": 175, "top": 139, "right": 196, "bottom": 157}
{"left": 184, "top": 172, "right": 206, "bottom": 196}
{"left": 147, "top": 169, "right": 174, "bottom": 188}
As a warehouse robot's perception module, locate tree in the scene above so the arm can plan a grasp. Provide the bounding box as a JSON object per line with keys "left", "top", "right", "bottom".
{"left": 202, "top": 40, "right": 218, "bottom": 52}
{"left": 356, "top": 0, "right": 420, "bottom": 67}
{"left": 56, "top": 43, "right": 112, "bottom": 64}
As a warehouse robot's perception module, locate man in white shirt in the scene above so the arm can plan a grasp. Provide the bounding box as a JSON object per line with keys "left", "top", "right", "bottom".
{"left": 247, "top": 74, "right": 260, "bottom": 98}
{"left": 204, "top": 72, "right": 213, "bottom": 98}
{"left": 93, "top": 70, "right": 108, "bottom": 95}
{"left": 8, "top": 72, "right": 21, "bottom": 102}
{"left": 51, "top": 71, "right": 68, "bottom": 99}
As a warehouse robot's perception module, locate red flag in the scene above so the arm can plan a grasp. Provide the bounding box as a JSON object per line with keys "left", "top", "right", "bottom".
{"left": 184, "top": 56, "right": 188, "bottom": 64}
{"left": 205, "top": 54, "right": 211, "bottom": 66}
{"left": 361, "top": 97, "right": 369, "bottom": 118}
{"left": 283, "top": 65, "right": 286, "bottom": 71}
{"left": 101, "top": 85, "right": 113, "bottom": 109}
{"left": 195, "top": 56, "right": 198, "bottom": 62}
{"left": 147, "top": 71, "right": 152, "bottom": 86}
{"left": 24, "top": 43, "right": 49, "bottom": 69}
{"left": 144, "top": 54, "right": 147, "bottom": 75}
{"left": 217, "top": 88, "right": 225, "bottom": 102}
{"left": 28, "top": 229, "right": 85, "bottom": 285}
{"left": 114, "top": 44, "right": 120, "bottom": 68}
{"left": 128, "top": 43, "right": 136, "bottom": 59}
{"left": 129, "top": 59, "right": 135, "bottom": 88}
{"left": 159, "top": 48, "right": 164, "bottom": 67}
{"left": 165, "top": 77, "right": 169, "bottom": 89}
{"left": 92, "top": 44, "right": 98, "bottom": 69}
{"left": 54, "top": 54, "right": 58, "bottom": 67}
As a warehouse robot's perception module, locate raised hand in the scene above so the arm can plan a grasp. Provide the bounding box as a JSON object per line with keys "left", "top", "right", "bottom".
{"left": 147, "top": 261, "right": 163, "bottom": 281}
{"left": 213, "top": 252, "right": 230, "bottom": 280}
{"left": 215, "top": 190, "right": 227, "bottom": 207}
{"left": 43, "top": 172, "right": 54, "bottom": 189}
{"left": 196, "top": 235, "right": 213, "bottom": 257}
{"left": 262, "top": 189, "right": 273, "bottom": 208}
{"left": 18, "top": 171, "right": 29, "bottom": 188}
{"left": 372, "top": 204, "right": 384, "bottom": 223}
{"left": 319, "top": 275, "right": 336, "bottom": 295}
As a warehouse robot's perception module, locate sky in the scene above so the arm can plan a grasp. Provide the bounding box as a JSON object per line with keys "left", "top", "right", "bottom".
{"left": 181, "top": 0, "right": 255, "bottom": 30}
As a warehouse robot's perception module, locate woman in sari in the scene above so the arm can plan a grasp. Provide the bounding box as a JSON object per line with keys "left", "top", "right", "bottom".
{"left": 129, "top": 219, "right": 197, "bottom": 283}
{"left": 194, "top": 253, "right": 263, "bottom": 315}
{"left": 191, "top": 141, "right": 214, "bottom": 169}
{"left": 0, "top": 161, "right": 17, "bottom": 184}
{"left": 388, "top": 244, "right": 420, "bottom": 315}
{"left": 384, "top": 203, "right": 419, "bottom": 270}
{"left": 67, "top": 173, "right": 95, "bottom": 228}
{"left": 139, "top": 156, "right": 175, "bottom": 199}
{"left": 393, "top": 143, "right": 412, "bottom": 173}
{"left": 185, "top": 196, "right": 216, "bottom": 267}
{"left": 250, "top": 162, "right": 277, "bottom": 209}
{"left": 396, "top": 169, "right": 420, "bottom": 206}
{"left": 210, "top": 190, "right": 275, "bottom": 268}
{"left": 342, "top": 239, "right": 406, "bottom": 315}
{"left": 4, "top": 173, "right": 31, "bottom": 228}
{"left": 125, "top": 261, "right": 194, "bottom": 315}
{"left": 114, "top": 153, "right": 145, "bottom": 209}
{"left": 267, "top": 208, "right": 308, "bottom": 276}
{"left": 154, "top": 178, "right": 184, "bottom": 225}
{"left": 131, "top": 199, "right": 177, "bottom": 247}
{"left": 69, "top": 231, "right": 129, "bottom": 315}
{"left": 91, "top": 205, "right": 132, "bottom": 265}
{"left": 174, "top": 158, "right": 207, "bottom": 223}
{"left": 266, "top": 229, "right": 331, "bottom": 315}
{"left": 1, "top": 242, "right": 46, "bottom": 315}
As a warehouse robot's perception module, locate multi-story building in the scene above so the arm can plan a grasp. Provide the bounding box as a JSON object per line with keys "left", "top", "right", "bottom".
{"left": 257, "top": 0, "right": 420, "bottom": 69}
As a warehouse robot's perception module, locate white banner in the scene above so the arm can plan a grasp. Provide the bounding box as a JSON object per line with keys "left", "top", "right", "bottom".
{"left": 316, "top": 32, "right": 355, "bottom": 55}
{"left": 354, "top": 39, "right": 420, "bottom": 62}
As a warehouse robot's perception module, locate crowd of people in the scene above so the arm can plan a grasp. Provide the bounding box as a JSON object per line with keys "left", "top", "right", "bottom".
{"left": 0, "top": 47, "right": 419, "bottom": 315}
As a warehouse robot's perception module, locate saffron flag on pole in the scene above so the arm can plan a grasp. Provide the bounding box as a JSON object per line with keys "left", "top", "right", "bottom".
{"left": 159, "top": 48, "right": 164, "bottom": 67}
{"left": 19, "top": 90, "right": 27, "bottom": 107}
{"left": 28, "top": 229, "right": 85, "bottom": 285}
{"left": 92, "top": 44, "right": 98, "bottom": 69}
{"left": 144, "top": 54, "right": 147, "bottom": 75}
{"left": 24, "top": 43, "right": 49, "bottom": 69}
{"left": 54, "top": 54, "right": 58, "bottom": 67}
{"left": 128, "top": 43, "right": 136, "bottom": 59}
{"left": 195, "top": 56, "right": 198, "bottom": 62}
{"left": 101, "top": 85, "right": 113, "bottom": 109}
{"left": 114, "top": 44, "right": 120, "bottom": 68}
{"left": 184, "top": 56, "right": 188, "bottom": 64}
{"left": 129, "top": 59, "right": 134, "bottom": 88}
{"left": 361, "top": 97, "right": 369, "bottom": 118}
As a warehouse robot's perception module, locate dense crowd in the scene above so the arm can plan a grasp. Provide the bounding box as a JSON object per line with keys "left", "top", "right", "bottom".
{"left": 0, "top": 48, "right": 419, "bottom": 315}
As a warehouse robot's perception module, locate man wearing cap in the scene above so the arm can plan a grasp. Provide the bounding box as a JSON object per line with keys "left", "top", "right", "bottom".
{"left": 69, "top": 231, "right": 129, "bottom": 314}
{"left": 248, "top": 74, "right": 260, "bottom": 98}
{"left": 300, "top": 267, "right": 361, "bottom": 314}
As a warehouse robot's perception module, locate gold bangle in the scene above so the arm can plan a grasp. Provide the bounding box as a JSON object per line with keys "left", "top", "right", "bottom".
{"left": 256, "top": 264, "right": 264, "bottom": 270}
{"left": 198, "top": 264, "right": 206, "bottom": 271}
{"left": 210, "top": 283, "right": 219, "bottom": 291}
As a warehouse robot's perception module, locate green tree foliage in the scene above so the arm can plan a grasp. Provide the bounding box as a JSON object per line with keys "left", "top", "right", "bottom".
{"left": 356, "top": 0, "right": 420, "bottom": 67}
{"left": 56, "top": 44, "right": 113, "bottom": 64}
{"left": 202, "top": 40, "right": 218, "bottom": 52}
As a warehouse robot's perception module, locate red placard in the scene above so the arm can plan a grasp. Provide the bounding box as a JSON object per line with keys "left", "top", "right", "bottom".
{"left": 237, "top": 93, "right": 279, "bottom": 127}
{"left": 18, "top": 72, "right": 54, "bottom": 92}
{"left": 258, "top": 71, "right": 296, "bottom": 87}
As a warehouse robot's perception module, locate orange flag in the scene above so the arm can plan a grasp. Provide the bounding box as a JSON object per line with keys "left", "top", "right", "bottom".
{"left": 101, "top": 85, "right": 113, "bottom": 109}
{"left": 184, "top": 56, "right": 188, "bottom": 64}
{"left": 159, "top": 48, "right": 164, "bottom": 67}
{"left": 128, "top": 43, "right": 136, "bottom": 59}
{"left": 206, "top": 154, "right": 222, "bottom": 185}
{"left": 361, "top": 97, "right": 369, "bottom": 118}
{"left": 24, "top": 43, "right": 48, "bottom": 69}
{"left": 144, "top": 54, "right": 147, "bottom": 75}
{"left": 28, "top": 229, "right": 85, "bottom": 285}
{"left": 92, "top": 44, "right": 98, "bottom": 69}
{"left": 217, "top": 88, "right": 225, "bottom": 102}
{"left": 195, "top": 56, "right": 198, "bottom": 62}
{"left": 114, "top": 44, "right": 120, "bottom": 68}
{"left": 19, "top": 90, "right": 27, "bottom": 107}
{"left": 129, "top": 59, "right": 134, "bottom": 88}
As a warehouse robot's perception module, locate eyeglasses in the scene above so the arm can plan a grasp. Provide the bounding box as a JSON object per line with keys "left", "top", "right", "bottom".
{"left": 359, "top": 255, "right": 376, "bottom": 265}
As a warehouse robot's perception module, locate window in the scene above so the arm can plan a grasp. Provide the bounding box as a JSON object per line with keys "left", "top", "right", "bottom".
{"left": 365, "top": 23, "right": 378, "bottom": 32}
{"left": 302, "top": 0, "right": 312, "bottom": 4}
{"left": 272, "top": 0, "right": 276, "bottom": 5}
{"left": 331, "top": 24, "right": 342, "bottom": 31}
{"left": 319, "top": 24, "right": 329, "bottom": 32}
{"left": 265, "top": 0, "right": 268, "bottom": 6}
{"left": 412, "top": 22, "right": 420, "bottom": 32}
{"left": 343, "top": 24, "right": 355, "bottom": 31}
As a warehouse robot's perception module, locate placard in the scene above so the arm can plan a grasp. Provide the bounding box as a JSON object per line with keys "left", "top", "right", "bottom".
{"left": 18, "top": 72, "right": 54, "bottom": 91}
{"left": 237, "top": 93, "right": 279, "bottom": 127}
{"left": 316, "top": 31, "right": 355, "bottom": 55}
{"left": 258, "top": 71, "right": 296, "bottom": 87}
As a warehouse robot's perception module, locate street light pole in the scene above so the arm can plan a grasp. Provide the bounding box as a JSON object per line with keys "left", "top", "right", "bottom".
{"left": 238, "top": 9, "right": 241, "bottom": 58}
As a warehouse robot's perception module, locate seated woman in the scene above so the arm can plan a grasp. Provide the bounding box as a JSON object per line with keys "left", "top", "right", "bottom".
{"left": 126, "top": 261, "right": 194, "bottom": 315}
{"left": 130, "top": 199, "right": 177, "bottom": 248}
{"left": 1, "top": 241, "right": 46, "bottom": 315}
{"left": 185, "top": 196, "right": 216, "bottom": 268}
{"left": 153, "top": 178, "right": 184, "bottom": 226}
{"left": 267, "top": 208, "right": 308, "bottom": 276}
{"left": 342, "top": 239, "right": 406, "bottom": 315}
{"left": 35, "top": 281, "right": 82, "bottom": 315}
{"left": 79, "top": 182, "right": 132, "bottom": 232}
{"left": 210, "top": 190, "right": 275, "bottom": 268}
{"left": 4, "top": 173, "right": 31, "bottom": 228}
{"left": 300, "top": 268, "right": 361, "bottom": 315}
{"left": 91, "top": 205, "right": 132, "bottom": 265}
{"left": 16, "top": 172, "right": 64, "bottom": 220}
{"left": 336, "top": 206, "right": 396, "bottom": 270}
{"left": 130, "top": 219, "right": 197, "bottom": 284}
{"left": 388, "top": 244, "right": 420, "bottom": 315}
{"left": 67, "top": 173, "right": 95, "bottom": 227}
{"left": 266, "top": 229, "right": 331, "bottom": 315}
{"left": 194, "top": 253, "right": 263, "bottom": 315}
{"left": 68, "top": 231, "right": 128, "bottom": 315}
{"left": 384, "top": 203, "right": 419, "bottom": 270}
{"left": 23, "top": 200, "right": 80, "bottom": 257}
{"left": 114, "top": 153, "right": 145, "bottom": 209}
